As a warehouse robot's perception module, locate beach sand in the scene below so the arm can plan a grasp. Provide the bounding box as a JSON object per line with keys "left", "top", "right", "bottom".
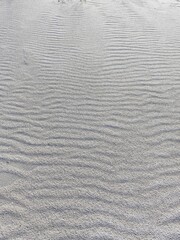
{"left": 0, "top": 0, "right": 180, "bottom": 239}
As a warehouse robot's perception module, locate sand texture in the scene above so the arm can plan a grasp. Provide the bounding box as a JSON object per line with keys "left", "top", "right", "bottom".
{"left": 0, "top": 0, "right": 180, "bottom": 239}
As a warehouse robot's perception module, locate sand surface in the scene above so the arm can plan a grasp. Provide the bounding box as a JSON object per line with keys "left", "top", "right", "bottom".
{"left": 0, "top": 0, "right": 180, "bottom": 239}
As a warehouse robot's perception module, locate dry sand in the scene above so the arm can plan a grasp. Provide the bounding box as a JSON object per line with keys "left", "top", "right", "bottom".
{"left": 0, "top": 0, "right": 180, "bottom": 239}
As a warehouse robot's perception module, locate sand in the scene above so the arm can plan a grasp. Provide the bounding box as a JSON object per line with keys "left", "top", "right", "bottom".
{"left": 0, "top": 0, "right": 180, "bottom": 239}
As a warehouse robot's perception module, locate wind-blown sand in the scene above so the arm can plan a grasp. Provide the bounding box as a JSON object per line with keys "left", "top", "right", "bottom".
{"left": 0, "top": 0, "right": 180, "bottom": 239}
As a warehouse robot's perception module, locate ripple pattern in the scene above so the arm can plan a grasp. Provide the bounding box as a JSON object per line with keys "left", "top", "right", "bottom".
{"left": 0, "top": 0, "right": 180, "bottom": 239}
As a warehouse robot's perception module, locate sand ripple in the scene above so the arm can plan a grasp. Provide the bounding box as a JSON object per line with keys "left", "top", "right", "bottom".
{"left": 0, "top": 0, "right": 180, "bottom": 239}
